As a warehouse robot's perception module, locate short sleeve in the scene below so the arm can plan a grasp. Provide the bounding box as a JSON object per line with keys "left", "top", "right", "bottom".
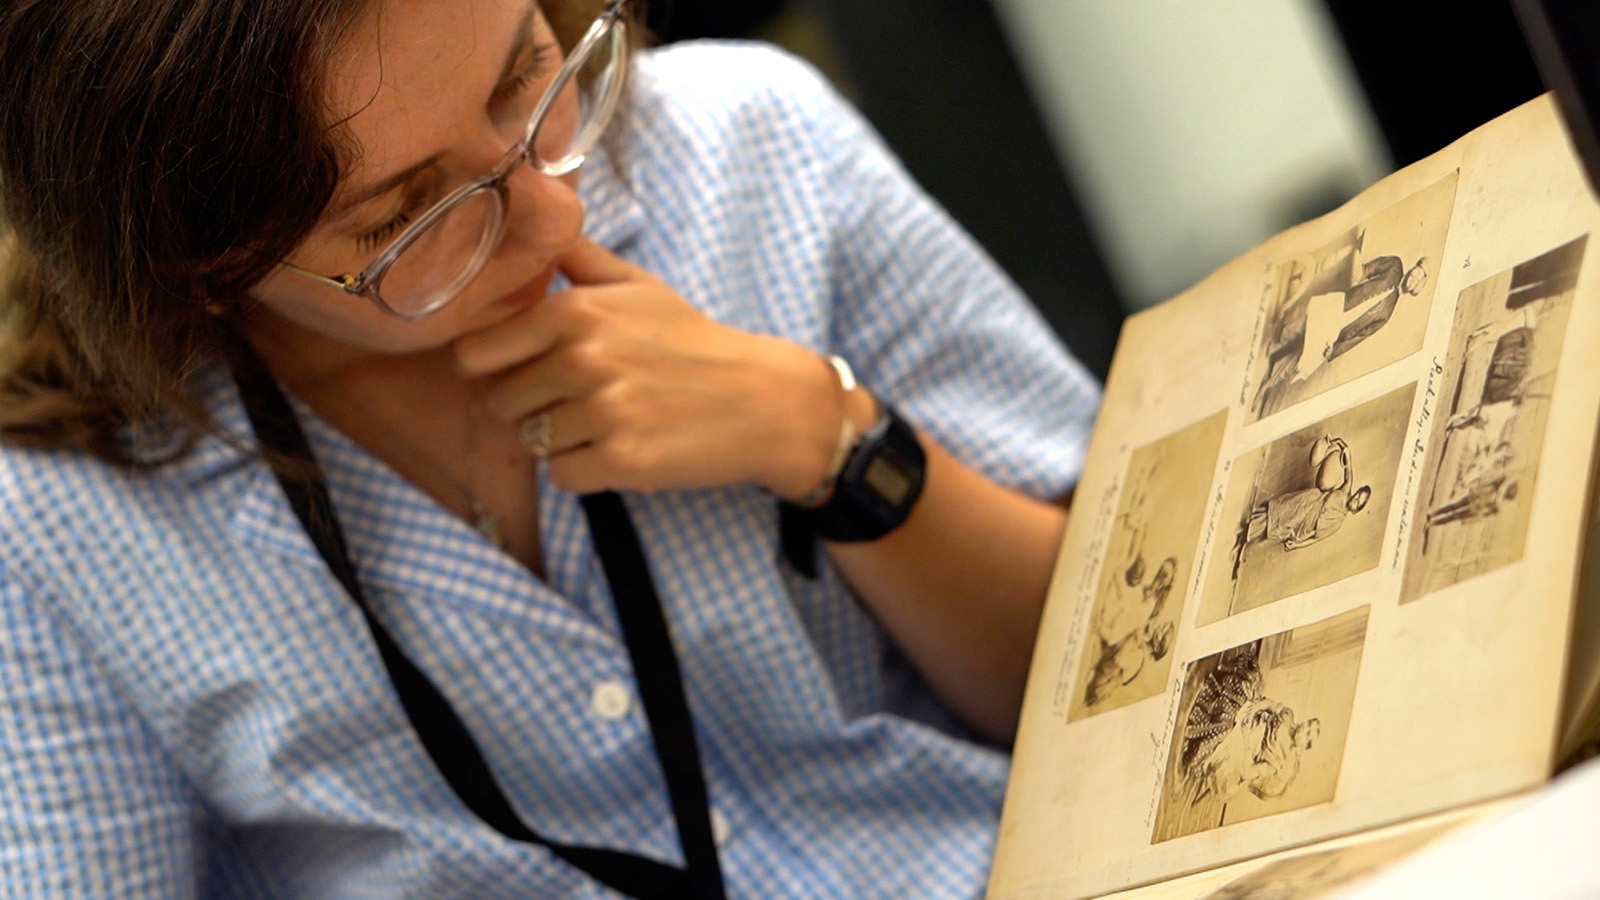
{"left": 1, "top": 564, "right": 201, "bottom": 899}
{"left": 611, "top": 43, "right": 1100, "bottom": 499}
{"left": 799, "top": 63, "right": 1102, "bottom": 498}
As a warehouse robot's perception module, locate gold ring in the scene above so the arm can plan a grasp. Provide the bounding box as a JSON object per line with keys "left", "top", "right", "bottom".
{"left": 519, "top": 413, "right": 555, "bottom": 458}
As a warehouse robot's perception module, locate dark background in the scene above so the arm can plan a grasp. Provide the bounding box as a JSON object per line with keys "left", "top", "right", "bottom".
{"left": 645, "top": 0, "right": 1548, "bottom": 381}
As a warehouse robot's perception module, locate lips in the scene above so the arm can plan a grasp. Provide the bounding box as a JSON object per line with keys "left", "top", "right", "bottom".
{"left": 490, "top": 259, "right": 560, "bottom": 312}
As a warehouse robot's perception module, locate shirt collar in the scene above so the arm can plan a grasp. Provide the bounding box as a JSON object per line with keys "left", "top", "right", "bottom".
{"left": 182, "top": 142, "right": 646, "bottom": 640}
{"left": 204, "top": 367, "right": 617, "bottom": 649}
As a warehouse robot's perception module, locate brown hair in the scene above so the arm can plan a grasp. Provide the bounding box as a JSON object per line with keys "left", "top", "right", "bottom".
{"left": 0, "top": 0, "right": 615, "bottom": 465}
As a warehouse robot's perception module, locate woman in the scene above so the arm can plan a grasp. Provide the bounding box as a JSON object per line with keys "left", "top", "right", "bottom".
{"left": 0, "top": 0, "right": 1098, "bottom": 896}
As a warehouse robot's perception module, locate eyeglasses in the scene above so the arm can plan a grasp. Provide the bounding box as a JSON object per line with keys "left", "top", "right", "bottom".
{"left": 279, "top": 0, "right": 631, "bottom": 320}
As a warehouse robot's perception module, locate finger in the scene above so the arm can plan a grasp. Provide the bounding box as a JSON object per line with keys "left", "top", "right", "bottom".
{"left": 558, "top": 235, "right": 643, "bottom": 286}
{"left": 480, "top": 355, "right": 570, "bottom": 422}
{"left": 520, "top": 402, "right": 598, "bottom": 460}
{"left": 545, "top": 413, "right": 745, "bottom": 497}
{"left": 547, "top": 434, "right": 662, "bottom": 495}
{"left": 455, "top": 277, "right": 623, "bottom": 375}
{"left": 538, "top": 387, "right": 676, "bottom": 494}
{"left": 545, "top": 443, "right": 615, "bottom": 495}
{"left": 478, "top": 342, "right": 605, "bottom": 422}
{"left": 454, "top": 295, "right": 569, "bottom": 375}
{"left": 541, "top": 408, "right": 654, "bottom": 495}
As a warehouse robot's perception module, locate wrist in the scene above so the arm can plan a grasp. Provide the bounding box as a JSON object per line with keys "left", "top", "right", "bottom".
{"left": 794, "top": 356, "right": 878, "bottom": 507}
{"left": 783, "top": 399, "right": 928, "bottom": 543}
{"left": 760, "top": 345, "right": 873, "bottom": 504}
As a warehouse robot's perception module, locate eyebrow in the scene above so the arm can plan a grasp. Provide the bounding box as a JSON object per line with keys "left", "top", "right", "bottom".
{"left": 496, "top": 4, "right": 539, "bottom": 88}
{"left": 331, "top": 2, "right": 540, "bottom": 218}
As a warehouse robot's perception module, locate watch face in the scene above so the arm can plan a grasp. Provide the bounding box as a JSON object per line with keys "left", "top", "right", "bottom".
{"left": 864, "top": 453, "right": 917, "bottom": 506}
{"left": 796, "top": 401, "right": 926, "bottom": 544}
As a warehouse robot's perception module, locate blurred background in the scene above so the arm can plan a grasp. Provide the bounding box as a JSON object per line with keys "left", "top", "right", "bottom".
{"left": 645, "top": 0, "right": 1546, "bottom": 380}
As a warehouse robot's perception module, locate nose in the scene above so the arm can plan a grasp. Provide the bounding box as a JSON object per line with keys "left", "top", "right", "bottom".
{"left": 493, "top": 158, "right": 585, "bottom": 264}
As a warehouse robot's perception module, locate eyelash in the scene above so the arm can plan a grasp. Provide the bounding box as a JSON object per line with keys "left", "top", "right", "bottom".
{"left": 489, "top": 41, "right": 560, "bottom": 106}
{"left": 355, "top": 210, "right": 414, "bottom": 253}
{"left": 489, "top": 41, "right": 558, "bottom": 108}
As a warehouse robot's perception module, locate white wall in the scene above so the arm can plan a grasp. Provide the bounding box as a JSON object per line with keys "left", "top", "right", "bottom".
{"left": 990, "top": 0, "right": 1391, "bottom": 309}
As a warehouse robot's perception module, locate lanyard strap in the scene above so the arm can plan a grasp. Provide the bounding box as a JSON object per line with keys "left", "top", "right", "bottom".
{"left": 230, "top": 350, "right": 726, "bottom": 900}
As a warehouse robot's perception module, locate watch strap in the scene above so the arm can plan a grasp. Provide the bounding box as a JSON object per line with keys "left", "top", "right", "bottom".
{"left": 780, "top": 401, "right": 927, "bottom": 564}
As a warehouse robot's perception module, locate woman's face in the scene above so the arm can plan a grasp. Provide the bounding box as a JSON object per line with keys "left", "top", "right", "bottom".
{"left": 248, "top": 0, "right": 584, "bottom": 356}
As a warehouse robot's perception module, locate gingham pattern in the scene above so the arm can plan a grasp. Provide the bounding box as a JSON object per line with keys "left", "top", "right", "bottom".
{"left": 0, "top": 42, "right": 1099, "bottom": 899}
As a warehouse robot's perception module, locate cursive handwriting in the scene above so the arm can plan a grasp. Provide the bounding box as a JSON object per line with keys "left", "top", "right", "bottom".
{"left": 1393, "top": 358, "right": 1445, "bottom": 569}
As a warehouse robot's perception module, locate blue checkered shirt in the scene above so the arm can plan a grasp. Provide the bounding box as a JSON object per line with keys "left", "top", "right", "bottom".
{"left": 1, "top": 42, "right": 1099, "bottom": 899}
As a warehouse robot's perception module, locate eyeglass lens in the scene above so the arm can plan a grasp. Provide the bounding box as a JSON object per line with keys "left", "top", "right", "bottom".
{"left": 377, "top": 20, "right": 625, "bottom": 317}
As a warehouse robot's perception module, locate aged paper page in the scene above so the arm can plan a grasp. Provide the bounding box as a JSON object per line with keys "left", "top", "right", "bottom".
{"left": 989, "top": 95, "right": 1600, "bottom": 899}
{"left": 1559, "top": 471, "right": 1600, "bottom": 760}
{"left": 1094, "top": 798, "right": 1516, "bottom": 900}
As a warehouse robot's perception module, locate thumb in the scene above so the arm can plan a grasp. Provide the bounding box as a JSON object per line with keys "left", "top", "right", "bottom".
{"left": 558, "top": 236, "right": 640, "bottom": 285}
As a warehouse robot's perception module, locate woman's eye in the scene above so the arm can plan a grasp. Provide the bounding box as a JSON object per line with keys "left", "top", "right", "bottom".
{"left": 355, "top": 211, "right": 413, "bottom": 253}
{"left": 490, "top": 41, "right": 558, "bottom": 108}
{"left": 489, "top": 74, "right": 531, "bottom": 107}
{"left": 353, "top": 173, "right": 443, "bottom": 253}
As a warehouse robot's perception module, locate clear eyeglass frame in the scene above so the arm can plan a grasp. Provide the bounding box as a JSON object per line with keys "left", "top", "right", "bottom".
{"left": 278, "top": 0, "right": 631, "bottom": 321}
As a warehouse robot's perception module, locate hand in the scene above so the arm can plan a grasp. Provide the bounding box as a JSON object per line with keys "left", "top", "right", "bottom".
{"left": 454, "top": 238, "right": 844, "bottom": 498}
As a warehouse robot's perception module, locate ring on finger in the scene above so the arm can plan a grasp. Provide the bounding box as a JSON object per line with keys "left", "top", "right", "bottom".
{"left": 519, "top": 412, "right": 555, "bottom": 458}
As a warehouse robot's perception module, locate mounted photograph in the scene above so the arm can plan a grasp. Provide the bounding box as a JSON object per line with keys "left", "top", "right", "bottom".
{"left": 1069, "top": 411, "right": 1229, "bottom": 721}
{"left": 1249, "top": 175, "right": 1457, "bottom": 422}
{"left": 1200, "top": 386, "right": 1413, "bottom": 624}
{"left": 1400, "top": 235, "right": 1588, "bottom": 602}
{"left": 1152, "top": 607, "right": 1370, "bottom": 844}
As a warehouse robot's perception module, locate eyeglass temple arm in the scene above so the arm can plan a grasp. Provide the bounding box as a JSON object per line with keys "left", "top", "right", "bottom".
{"left": 278, "top": 260, "right": 361, "bottom": 292}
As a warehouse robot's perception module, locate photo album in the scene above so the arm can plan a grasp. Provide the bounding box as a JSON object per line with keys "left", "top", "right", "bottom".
{"left": 986, "top": 93, "right": 1600, "bottom": 900}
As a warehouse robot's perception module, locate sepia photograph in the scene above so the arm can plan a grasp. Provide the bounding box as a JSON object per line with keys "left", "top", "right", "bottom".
{"left": 1200, "top": 386, "right": 1413, "bottom": 624}
{"left": 1069, "top": 411, "right": 1229, "bottom": 721}
{"left": 1400, "top": 236, "right": 1588, "bottom": 602}
{"left": 1152, "top": 607, "right": 1369, "bottom": 844}
{"left": 1249, "top": 174, "right": 1458, "bottom": 421}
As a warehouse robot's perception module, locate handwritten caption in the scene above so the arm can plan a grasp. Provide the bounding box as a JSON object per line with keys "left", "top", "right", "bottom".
{"left": 1053, "top": 474, "right": 1122, "bottom": 716}
{"left": 1392, "top": 358, "right": 1444, "bottom": 569}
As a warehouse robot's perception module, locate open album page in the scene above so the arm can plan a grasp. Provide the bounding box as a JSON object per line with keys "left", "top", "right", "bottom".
{"left": 988, "top": 95, "right": 1600, "bottom": 900}
{"left": 1095, "top": 798, "right": 1517, "bottom": 900}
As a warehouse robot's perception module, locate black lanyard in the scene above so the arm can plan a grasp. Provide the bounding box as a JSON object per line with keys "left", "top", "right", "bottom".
{"left": 230, "top": 348, "right": 727, "bottom": 900}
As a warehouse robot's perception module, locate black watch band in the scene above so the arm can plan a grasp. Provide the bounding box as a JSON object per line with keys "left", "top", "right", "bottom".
{"left": 785, "top": 401, "right": 927, "bottom": 544}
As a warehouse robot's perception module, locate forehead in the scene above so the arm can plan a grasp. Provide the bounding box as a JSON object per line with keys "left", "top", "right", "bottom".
{"left": 324, "top": 0, "right": 531, "bottom": 180}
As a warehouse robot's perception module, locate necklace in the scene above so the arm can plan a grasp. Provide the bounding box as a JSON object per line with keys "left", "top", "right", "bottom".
{"left": 468, "top": 500, "right": 508, "bottom": 550}
{"left": 311, "top": 380, "right": 511, "bottom": 552}
{"left": 462, "top": 397, "right": 508, "bottom": 550}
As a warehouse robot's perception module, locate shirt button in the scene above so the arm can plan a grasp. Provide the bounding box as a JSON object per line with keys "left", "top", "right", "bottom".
{"left": 711, "top": 809, "right": 731, "bottom": 845}
{"left": 590, "top": 680, "right": 632, "bottom": 721}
